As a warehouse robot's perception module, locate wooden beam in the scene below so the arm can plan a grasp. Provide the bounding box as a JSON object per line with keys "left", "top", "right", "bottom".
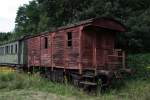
{"left": 122, "top": 51, "right": 126, "bottom": 69}
{"left": 64, "top": 31, "right": 67, "bottom": 72}
{"left": 79, "top": 26, "right": 83, "bottom": 74}
{"left": 93, "top": 33, "right": 97, "bottom": 75}
{"left": 51, "top": 33, "right": 54, "bottom": 71}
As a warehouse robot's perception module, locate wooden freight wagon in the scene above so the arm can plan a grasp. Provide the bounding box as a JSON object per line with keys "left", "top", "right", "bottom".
{"left": 26, "top": 17, "right": 128, "bottom": 88}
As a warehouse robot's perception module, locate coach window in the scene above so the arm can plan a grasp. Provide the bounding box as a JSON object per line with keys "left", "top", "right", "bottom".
{"left": 1, "top": 47, "right": 3, "bottom": 55}
{"left": 15, "top": 44, "right": 18, "bottom": 54}
{"left": 67, "top": 32, "right": 72, "bottom": 47}
{"left": 11, "top": 45, "right": 13, "bottom": 54}
{"left": 0, "top": 47, "right": 3, "bottom": 55}
{"left": 8, "top": 46, "right": 10, "bottom": 54}
{"left": 5, "top": 46, "right": 7, "bottom": 54}
{"left": 0, "top": 47, "right": 1, "bottom": 55}
{"left": 44, "top": 37, "right": 48, "bottom": 49}
{"left": 5, "top": 46, "right": 8, "bottom": 54}
{"left": 2, "top": 47, "right": 4, "bottom": 55}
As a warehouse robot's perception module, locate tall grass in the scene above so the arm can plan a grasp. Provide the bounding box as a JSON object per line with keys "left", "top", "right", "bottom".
{"left": 0, "top": 72, "right": 85, "bottom": 97}
{"left": 127, "top": 53, "right": 150, "bottom": 79}
{"left": 0, "top": 53, "right": 150, "bottom": 100}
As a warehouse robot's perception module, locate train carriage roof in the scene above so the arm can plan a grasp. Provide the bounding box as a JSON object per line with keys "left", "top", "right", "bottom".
{"left": 57, "top": 17, "right": 127, "bottom": 32}
{"left": 0, "top": 36, "right": 25, "bottom": 46}
{"left": 25, "top": 17, "right": 127, "bottom": 39}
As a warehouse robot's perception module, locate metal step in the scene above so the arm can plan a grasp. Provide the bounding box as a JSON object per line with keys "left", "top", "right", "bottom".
{"left": 80, "top": 81, "right": 97, "bottom": 86}
{"left": 82, "top": 74, "right": 95, "bottom": 78}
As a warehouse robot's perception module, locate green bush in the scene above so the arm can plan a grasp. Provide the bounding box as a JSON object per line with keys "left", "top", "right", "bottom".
{"left": 127, "top": 53, "right": 150, "bottom": 79}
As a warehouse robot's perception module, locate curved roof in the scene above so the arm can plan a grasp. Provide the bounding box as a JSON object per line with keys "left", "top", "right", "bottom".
{"left": 57, "top": 17, "right": 127, "bottom": 32}
{"left": 92, "top": 17, "right": 127, "bottom": 32}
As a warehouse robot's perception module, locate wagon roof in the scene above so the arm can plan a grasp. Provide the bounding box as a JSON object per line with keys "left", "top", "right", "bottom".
{"left": 0, "top": 36, "right": 25, "bottom": 46}
{"left": 57, "top": 17, "right": 127, "bottom": 32}
{"left": 25, "top": 17, "right": 127, "bottom": 39}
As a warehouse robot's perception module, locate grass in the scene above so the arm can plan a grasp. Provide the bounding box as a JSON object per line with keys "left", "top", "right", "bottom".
{"left": 0, "top": 53, "right": 150, "bottom": 100}
{"left": 127, "top": 53, "right": 150, "bottom": 79}
{"left": 0, "top": 72, "right": 87, "bottom": 100}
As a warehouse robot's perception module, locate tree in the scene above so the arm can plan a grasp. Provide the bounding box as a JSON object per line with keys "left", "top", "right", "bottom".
{"left": 0, "top": 32, "right": 13, "bottom": 43}
{"left": 15, "top": 0, "right": 39, "bottom": 36}
{"left": 13, "top": 0, "right": 150, "bottom": 53}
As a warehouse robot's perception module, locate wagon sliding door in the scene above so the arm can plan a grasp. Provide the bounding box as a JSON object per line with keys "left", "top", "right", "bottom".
{"left": 95, "top": 30, "right": 115, "bottom": 69}
{"left": 95, "top": 32, "right": 106, "bottom": 68}
{"left": 27, "top": 37, "right": 41, "bottom": 67}
{"left": 81, "top": 29, "right": 94, "bottom": 69}
{"left": 81, "top": 27, "right": 112, "bottom": 69}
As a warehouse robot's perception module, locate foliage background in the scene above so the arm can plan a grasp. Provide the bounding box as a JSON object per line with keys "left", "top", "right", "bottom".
{"left": 0, "top": 0, "right": 150, "bottom": 53}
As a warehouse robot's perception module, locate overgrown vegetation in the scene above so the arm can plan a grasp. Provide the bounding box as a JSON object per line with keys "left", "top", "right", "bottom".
{"left": 0, "top": 32, "right": 13, "bottom": 43}
{"left": 0, "top": 54, "right": 150, "bottom": 100}
{"left": 0, "top": 72, "right": 87, "bottom": 100}
{"left": 127, "top": 54, "right": 150, "bottom": 79}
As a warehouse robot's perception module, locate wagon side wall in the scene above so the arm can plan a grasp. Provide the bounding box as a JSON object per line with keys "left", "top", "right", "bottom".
{"left": 40, "top": 33, "right": 52, "bottom": 67}
{"left": 27, "top": 36, "right": 41, "bottom": 67}
{"left": 53, "top": 26, "right": 81, "bottom": 69}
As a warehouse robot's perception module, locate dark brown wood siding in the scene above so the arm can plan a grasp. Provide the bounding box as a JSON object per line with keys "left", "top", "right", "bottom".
{"left": 27, "top": 36, "right": 41, "bottom": 67}
{"left": 53, "top": 27, "right": 81, "bottom": 69}
{"left": 40, "top": 34, "right": 52, "bottom": 67}
{"left": 81, "top": 27, "right": 115, "bottom": 70}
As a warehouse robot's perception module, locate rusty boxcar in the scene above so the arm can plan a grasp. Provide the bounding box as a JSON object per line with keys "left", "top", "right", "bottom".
{"left": 26, "top": 17, "right": 129, "bottom": 89}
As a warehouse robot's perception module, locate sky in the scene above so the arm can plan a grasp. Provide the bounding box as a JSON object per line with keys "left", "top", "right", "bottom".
{"left": 0, "top": 0, "right": 32, "bottom": 32}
